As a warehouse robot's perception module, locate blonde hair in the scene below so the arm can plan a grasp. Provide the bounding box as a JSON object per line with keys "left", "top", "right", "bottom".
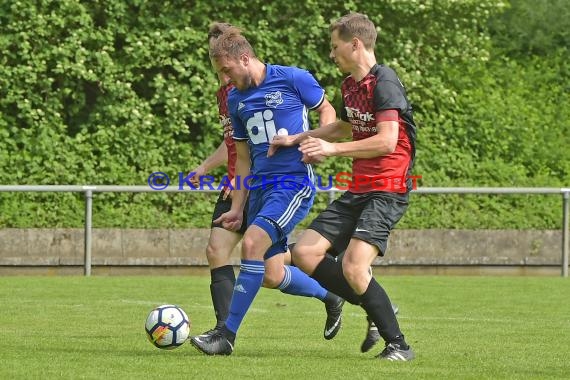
{"left": 209, "top": 27, "right": 256, "bottom": 60}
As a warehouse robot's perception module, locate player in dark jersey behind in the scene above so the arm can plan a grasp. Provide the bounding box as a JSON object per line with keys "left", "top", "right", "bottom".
{"left": 190, "top": 23, "right": 344, "bottom": 355}
{"left": 270, "top": 12, "right": 417, "bottom": 361}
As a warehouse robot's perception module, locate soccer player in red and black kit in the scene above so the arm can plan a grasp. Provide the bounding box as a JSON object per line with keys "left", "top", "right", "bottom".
{"left": 270, "top": 12, "right": 416, "bottom": 361}
{"left": 190, "top": 22, "right": 344, "bottom": 345}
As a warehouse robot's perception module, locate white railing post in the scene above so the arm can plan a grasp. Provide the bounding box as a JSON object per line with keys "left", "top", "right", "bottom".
{"left": 328, "top": 189, "right": 336, "bottom": 205}
{"left": 84, "top": 189, "right": 93, "bottom": 276}
{"left": 562, "top": 190, "right": 569, "bottom": 278}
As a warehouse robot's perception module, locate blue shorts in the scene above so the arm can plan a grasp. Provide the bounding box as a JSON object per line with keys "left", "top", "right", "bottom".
{"left": 247, "top": 183, "right": 315, "bottom": 259}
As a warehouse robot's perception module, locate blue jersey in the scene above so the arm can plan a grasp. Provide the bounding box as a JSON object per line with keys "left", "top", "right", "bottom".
{"left": 228, "top": 64, "right": 325, "bottom": 186}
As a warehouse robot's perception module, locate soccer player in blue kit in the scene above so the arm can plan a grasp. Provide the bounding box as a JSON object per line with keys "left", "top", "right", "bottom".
{"left": 191, "top": 26, "right": 344, "bottom": 356}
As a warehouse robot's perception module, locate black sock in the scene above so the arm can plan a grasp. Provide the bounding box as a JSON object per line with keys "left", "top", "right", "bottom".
{"left": 323, "top": 291, "right": 340, "bottom": 305}
{"left": 210, "top": 265, "right": 235, "bottom": 329}
{"left": 312, "top": 256, "right": 361, "bottom": 305}
{"left": 360, "top": 278, "right": 408, "bottom": 349}
{"left": 220, "top": 325, "right": 236, "bottom": 344}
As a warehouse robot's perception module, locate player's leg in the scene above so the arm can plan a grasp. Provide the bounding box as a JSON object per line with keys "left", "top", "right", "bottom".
{"left": 263, "top": 250, "right": 344, "bottom": 340}
{"left": 191, "top": 223, "right": 272, "bottom": 355}
{"left": 295, "top": 193, "right": 363, "bottom": 305}
{"left": 283, "top": 246, "right": 293, "bottom": 265}
{"left": 194, "top": 191, "right": 242, "bottom": 338}
{"left": 289, "top": 238, "right": 399, "bottom": 352}
{"left": 205, "top": 226, "right": 241, "bottom": 331}
{"left": 342, "top": 239, "right": 412, "bottom": 360}
{"left": 345, "top": 193, "right": 413, "bottom": 361}
{"left": 223, "top": 224, "right": 272, "bottom": 335}
{"left": 262, "top": 252, "right": 286, "bottom": 288}
{"left": 292, "top": 229, "right": 330, "bottom": 275}
{"left": 258, "top": 185, "right": 344, "bottom": 339}
{"left": 361, "top": 265, "right": 399, "bottom": 353}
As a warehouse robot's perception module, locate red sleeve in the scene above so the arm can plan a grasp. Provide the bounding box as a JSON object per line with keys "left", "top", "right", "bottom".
{"left": 375, "top": 109, "right": 399, "bottom": 122}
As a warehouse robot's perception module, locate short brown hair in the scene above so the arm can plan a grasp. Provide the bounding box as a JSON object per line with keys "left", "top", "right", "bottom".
{"left": 330, "top": 12, "right": 377, "bottom": 50}
{"left": 209, "top": 28, "right": 256, "bottom": 60}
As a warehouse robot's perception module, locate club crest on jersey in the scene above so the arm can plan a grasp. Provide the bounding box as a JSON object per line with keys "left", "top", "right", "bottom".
{"left": 265, "top": 91, "right": 283, "bottom": 108}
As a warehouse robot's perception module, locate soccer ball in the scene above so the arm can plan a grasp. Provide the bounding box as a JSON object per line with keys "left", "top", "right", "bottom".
{"left": 145, "top": 304, "right": 190, "bottom": 349}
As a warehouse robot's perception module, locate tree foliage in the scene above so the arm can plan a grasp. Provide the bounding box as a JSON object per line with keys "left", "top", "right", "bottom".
{"left": 0, "top": 0, "right": 568, "bottom": 229}
{"left": 488, "top": 0, "right": 570, "bottom": 57}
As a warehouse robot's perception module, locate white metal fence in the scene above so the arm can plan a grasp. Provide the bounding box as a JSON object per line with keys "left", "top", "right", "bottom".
{"left": 0, "top": 185, "right": 568, "bottom": 277}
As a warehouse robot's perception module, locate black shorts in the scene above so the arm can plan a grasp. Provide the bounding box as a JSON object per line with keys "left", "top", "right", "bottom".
{"left": 308, "top": 191, "right": 408, "bottom": 256}
{"left": 211, "top": 190, "right": 248, "bottom": 235}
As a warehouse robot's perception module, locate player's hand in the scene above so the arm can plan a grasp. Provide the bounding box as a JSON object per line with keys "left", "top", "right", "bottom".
{"left": 302, "top": 152, "right": 326, "bottom": 164}
{"left": 268, "top": 135, "right": 298, "bottom": 157}
{"left": 213, "top": 209, "right": 243, "bottom": 232}
{"left": 188, "top": 166, "right": 206, "bottom": 187}
{"left": 299, "top": 136, "right": 336, "bottom": 158}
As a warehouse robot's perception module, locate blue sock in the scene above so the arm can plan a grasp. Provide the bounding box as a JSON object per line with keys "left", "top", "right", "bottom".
{"left": 278, "top": 265, "right": 327, "bottom": 300}
{"left": 224, "top": 260, "right": 265, "bottom": 335}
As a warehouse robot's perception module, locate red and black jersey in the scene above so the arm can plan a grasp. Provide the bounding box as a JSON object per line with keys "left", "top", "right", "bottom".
{"left": 216, "top": 83, "right": 237, "bottom": 181}
{"left": 340, "top": 64, "right": 417, "bottom": 194}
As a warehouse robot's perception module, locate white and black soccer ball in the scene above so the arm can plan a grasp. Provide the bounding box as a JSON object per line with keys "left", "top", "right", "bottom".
{"left": 145, "top": 304, "right": 190, "bottom": 349}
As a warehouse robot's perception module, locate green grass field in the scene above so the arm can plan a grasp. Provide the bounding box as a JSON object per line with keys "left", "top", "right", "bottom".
{"left": 1, "top": 275, "right": 569, "bottom": 379}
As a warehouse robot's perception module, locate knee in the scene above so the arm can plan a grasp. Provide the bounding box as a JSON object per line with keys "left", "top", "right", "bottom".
{"left": 205, "top": 241, "right": 231, "bottom": 265}
{"left": 240, "top": 235, "right": 259, "bottom": 259}
{"left": 205, "top": 242, "right": 220, "bottom": 259}
{"left": 262, "top": 272, "right": 282, "bottom": 288}
{"left": 262, "top": 264, "right": 284, "bottom": 289}
{"left": 342, "top": 260, "right": 362, "bottom": 286}
{"left": 291, "top": 245, "right": 314, "bottom": 271}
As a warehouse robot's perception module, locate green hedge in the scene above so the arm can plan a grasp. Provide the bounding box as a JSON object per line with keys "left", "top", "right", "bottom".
{"left": 0, "top": 0, "right": 568, "bottom": 229}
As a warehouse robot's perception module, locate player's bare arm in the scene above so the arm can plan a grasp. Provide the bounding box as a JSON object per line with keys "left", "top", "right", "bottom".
{"left": 300, "top": 120, "right": 398, "bottom": 159}
{"left": 189, "top": 141, "right": 228, "bottom": 186}
{"left": 315, "top": 98, "right": 336, "bottom": 127}
{"left": 213, "top": 140, "right": 249, "bottom": 231}
{"left": 268, "top": 119, "right": 351, "bottom": 158}
{"left": 267, "top": 98, "right": 335, "bottom": 157}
